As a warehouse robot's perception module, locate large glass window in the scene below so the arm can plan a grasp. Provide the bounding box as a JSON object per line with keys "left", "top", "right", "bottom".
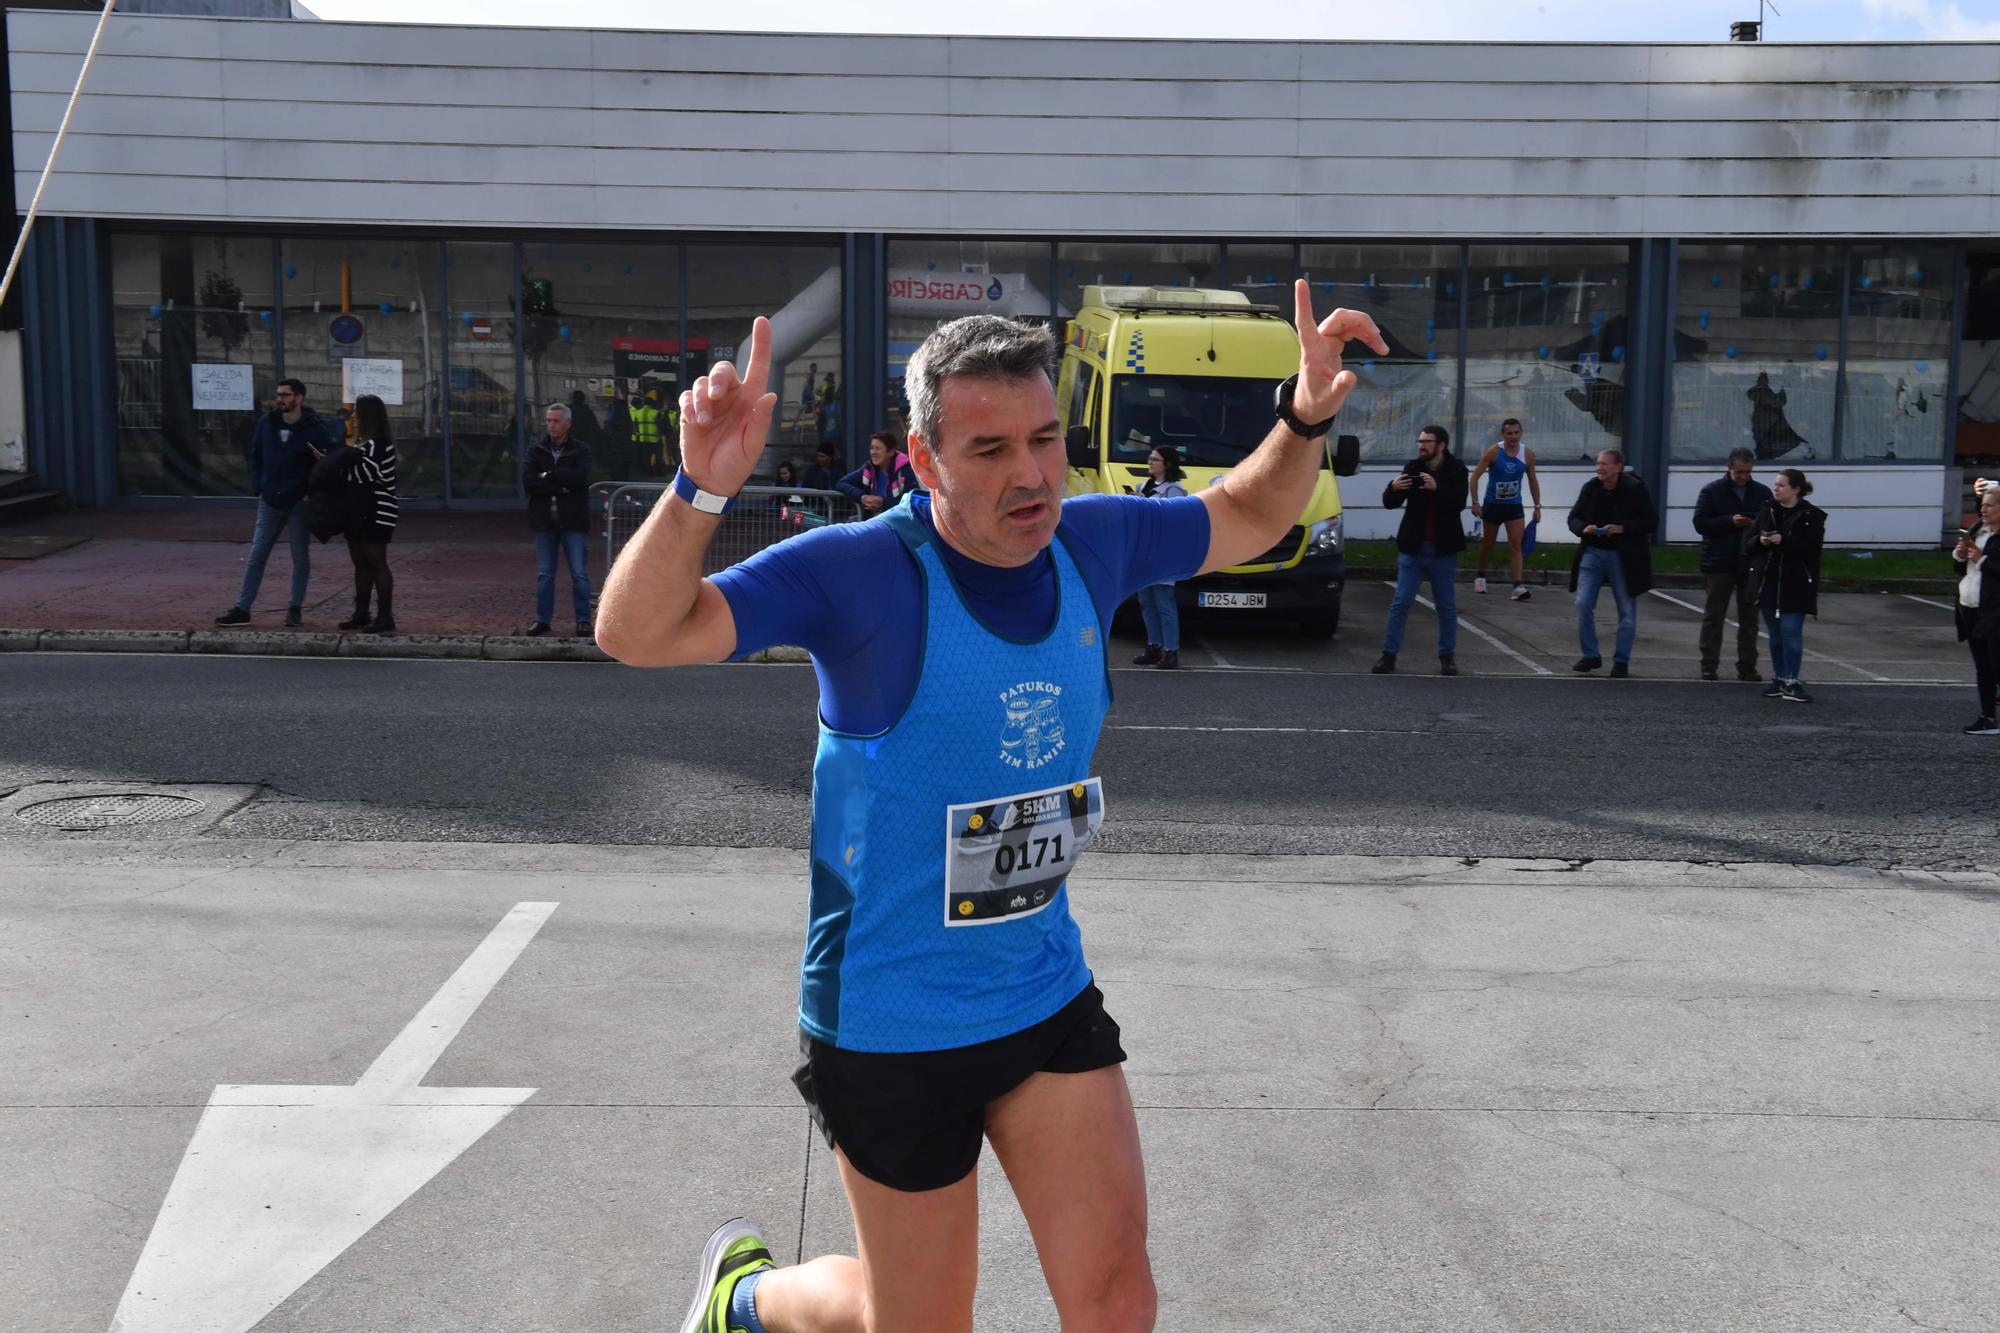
{"left": 517, "top": 241, "right": 679, "bottom": 481}
{"left": 687, "top": 242, "right": 841, "bottom": 478}
{"left": 1671, "top": 244, "right": 1841, "bottom": 466}
{"left": 1222, "top": 243, "right": 1296, "bottom": 310}
{"left": 1109, "top": 375, "right": 1276, "bottom": 467}
{"left": 1843, "top": 245, "right": 1953, "bottom": 462}
{"left": 1465, "top": 245, "right": 1629, "bottom": 466}
{"left": 1303, "top": 244, "right": 1459, "bottom": 462}
{"left": 887, "top": 239, "right": 1054, "bottom": 439}
{"left": 110, "top": 233, "right": 277, "bottom": 497}
{"left": 445, "top": 241, "right": 519, "bottom": 501}
{"left": 281, "top": 238, "right": 446, "bottom": 499}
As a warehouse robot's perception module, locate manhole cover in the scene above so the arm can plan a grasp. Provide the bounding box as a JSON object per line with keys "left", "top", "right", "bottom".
{"left": 16, "top": 792, "right": 207, "bottom": 830}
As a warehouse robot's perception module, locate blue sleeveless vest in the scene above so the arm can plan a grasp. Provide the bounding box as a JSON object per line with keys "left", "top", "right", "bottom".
{"left": 800, "top": 498, "right": 1110, "bottom": 1053}
{"left": 1484, "top": 445, "right": 1527, "bottom": 505}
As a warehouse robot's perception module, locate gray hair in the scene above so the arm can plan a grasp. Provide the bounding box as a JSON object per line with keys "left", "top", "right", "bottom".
{"left": 904, "top": 315, "right": 1055, "bottom": 449}
{"left": 545, "top": 402, "right": 572, "bottom": 421}
{"left": 1727, "top": 446, "right": 1756, "bottom": 466}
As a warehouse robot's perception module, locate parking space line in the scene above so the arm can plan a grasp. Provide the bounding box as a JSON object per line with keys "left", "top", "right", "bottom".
{"left": 1645, "top": 589, "right": 1889, "bottom": 681}
{"left": 1189, "top": 632, "right": 1236, "bottom": 670}
{"left": 1384, "top": 582, "right": 1553, "bottom": 676}
{"left": 1901, "top": 593, "right": 1957, "bottom": 613}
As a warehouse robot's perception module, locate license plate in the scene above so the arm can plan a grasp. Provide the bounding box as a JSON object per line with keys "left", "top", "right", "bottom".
{"left": 1198, "top": 592, "right": 1267, "bottom": 609}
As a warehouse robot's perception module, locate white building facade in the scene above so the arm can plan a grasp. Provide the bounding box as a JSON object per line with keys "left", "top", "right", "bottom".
{"left": 8, "top": 9, "right": 1999, "bottom": 542}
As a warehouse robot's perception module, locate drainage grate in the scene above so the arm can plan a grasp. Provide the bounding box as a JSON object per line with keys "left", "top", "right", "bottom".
{"left": 16, "top": 792, "right": 207, "bottom": 830}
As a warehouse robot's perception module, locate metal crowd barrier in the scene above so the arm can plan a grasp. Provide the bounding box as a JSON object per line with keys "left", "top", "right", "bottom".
{"left": 601, "top": 483, "right": 863, "bottom": 574}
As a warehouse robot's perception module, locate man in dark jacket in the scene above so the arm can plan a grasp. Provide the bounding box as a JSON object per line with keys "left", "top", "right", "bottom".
{"left": 1373, "top": 424, "right": 1469, "bottom": 676}
{"left": 525, "top": 401, "right": 595, "bottom": 638}
{"left": 1566, "top": 449, "right": 1656, "bottom": 676}
{"left": 1690, "top": 447, "right": 1773, "bottom": 682}
{"left": 215, "top": 378, "right": 334, "bottom": 628}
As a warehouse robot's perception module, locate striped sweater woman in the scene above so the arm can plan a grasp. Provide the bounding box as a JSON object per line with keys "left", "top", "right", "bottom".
{"left": 341, "top": 394, "right": 399, "bottom": 634}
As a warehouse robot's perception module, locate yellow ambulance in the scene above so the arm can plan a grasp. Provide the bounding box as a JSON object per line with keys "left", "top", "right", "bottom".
{"left": 1057, "top": 286, "right": 1359, "bottom": 635}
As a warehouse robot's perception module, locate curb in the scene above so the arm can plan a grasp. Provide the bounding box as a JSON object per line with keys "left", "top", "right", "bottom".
{"left": 0, "top": 628, "right": 821, "bottom": 664}
{"left": 4, "top": 626, "right": 617, "bottom": 663}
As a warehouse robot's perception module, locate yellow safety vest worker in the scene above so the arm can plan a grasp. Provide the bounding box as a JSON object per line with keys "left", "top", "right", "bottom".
{"left": 632, "top": 404, "right": 661, "bottom": 447}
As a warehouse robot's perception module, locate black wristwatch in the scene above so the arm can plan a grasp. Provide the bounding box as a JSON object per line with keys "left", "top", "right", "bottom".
{"left": 1273, "top": 374, "right": 1336, "bottom": 440}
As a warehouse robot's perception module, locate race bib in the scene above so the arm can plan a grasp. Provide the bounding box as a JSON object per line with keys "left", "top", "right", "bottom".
{"left": 944, "top": 778, "right": 1104, "bottom": 926}
{"left": 1493, "top": 479, "right": 1521, "bottom": 502}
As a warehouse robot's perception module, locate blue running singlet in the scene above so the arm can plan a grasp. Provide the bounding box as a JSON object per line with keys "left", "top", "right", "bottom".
{"left": 1484, "top": 444, "right": 1528, "bottom": 506}
{"left": 800, "top": 497, "right": 1111, "bottom": 1053}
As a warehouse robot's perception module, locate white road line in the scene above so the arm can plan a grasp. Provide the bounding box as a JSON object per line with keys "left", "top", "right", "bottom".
{"left": 1383, "top": 581, "right": 1553, "bottom": 676}
{"left": 1190, "top": 632, "right": 1236, "bottom": 670}
{"left": 358, "top": 900, "right": 560, "bottom": 1091}
{"left": 1902, "top": 593, "right": 1957, "bottom": 613}
{"left": 1645, "top": 589, "right": 1889, "bottom": 682}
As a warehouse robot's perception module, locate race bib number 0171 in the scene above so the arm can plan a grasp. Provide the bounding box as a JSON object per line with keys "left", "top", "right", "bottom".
{"left": 944, "top": 777, "right": 1104, "bottom": 926}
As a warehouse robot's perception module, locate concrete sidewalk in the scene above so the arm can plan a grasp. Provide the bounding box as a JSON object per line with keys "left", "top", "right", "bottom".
{"left": 0, "top": 507, "right": 585, "bottom": 642}
{"left": 4, "top": 839, "right": 1996, "bottom": 1331}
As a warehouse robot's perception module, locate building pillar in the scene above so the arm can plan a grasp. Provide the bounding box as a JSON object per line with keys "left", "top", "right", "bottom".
{"left": 842, "top": 233, "right": 887, "bottom": 455}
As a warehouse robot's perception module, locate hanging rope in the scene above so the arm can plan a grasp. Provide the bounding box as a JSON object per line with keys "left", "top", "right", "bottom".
{"left": 0, "top": 0, "right": 120, "bottom": 309}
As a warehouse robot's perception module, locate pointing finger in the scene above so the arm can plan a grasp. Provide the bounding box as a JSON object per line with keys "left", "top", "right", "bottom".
{"left": 1292, "top": 279, "right": 1323, "bottom": 353}
{"left": 740, "top": 316, "right": 773, "bottom": 400}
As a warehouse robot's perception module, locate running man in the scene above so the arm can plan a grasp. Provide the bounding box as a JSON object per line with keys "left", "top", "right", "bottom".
{"left": 1467, "top": 417, "right": 1543, "bottom": 599}
{"left": 596, "top": 280, "right": 1386, "bottom": 1333}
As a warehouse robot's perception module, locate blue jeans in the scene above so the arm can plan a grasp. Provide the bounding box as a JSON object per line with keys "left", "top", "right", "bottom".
{"left": 1575, "top": 546, "right": 1637, "bottom": 663}
{"left": 535, "top": 530, "right": 592, "bottom": 623}
{"left": 1381, "top": 545, "right": 1458, "bottom": 656}
{"left": 1763, "top": 608, "right": 1806, "bottom": 682}
{"left": 236, "top": 500, "right": 310, "bottom": 610}
{"left": 1137, "top": 583, "right": 1180, "bottom": 652}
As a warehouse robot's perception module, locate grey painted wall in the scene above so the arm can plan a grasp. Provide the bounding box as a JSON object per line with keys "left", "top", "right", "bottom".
{"left": 9, "top": 10, "right": 2000, "bottom": 238}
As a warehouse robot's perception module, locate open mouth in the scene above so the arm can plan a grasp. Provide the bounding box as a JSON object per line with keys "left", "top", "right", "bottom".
{"left": 1005, "top": 500, "right": 1048, "bottom": 526}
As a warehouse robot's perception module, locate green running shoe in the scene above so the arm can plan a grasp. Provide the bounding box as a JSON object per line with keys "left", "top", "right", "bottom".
{"left": 679, "top": 1217, "right": 774, "bottom": 1333}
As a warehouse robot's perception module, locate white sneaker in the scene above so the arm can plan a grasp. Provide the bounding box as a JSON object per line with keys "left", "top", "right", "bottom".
{"left": 1474, "top": 576, "right": 1488, "bottom": 594}
{"left": 1511, "top": 584, "right": 1531, "bottom": 601}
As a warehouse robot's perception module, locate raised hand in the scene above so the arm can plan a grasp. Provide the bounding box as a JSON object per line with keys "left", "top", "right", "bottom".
{"left": 677, "top": 316, "right": 778, "bottom": 498}
{"left": 1292, "top": 278, "right": 1389, "bottom": 424}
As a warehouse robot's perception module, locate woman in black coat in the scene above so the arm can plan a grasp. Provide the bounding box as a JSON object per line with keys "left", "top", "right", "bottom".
{"left": 1952, "top": 482, "right": 2000, "bottom": 735}
{"left": 1752, "top": 467, "right": 1827, "bottom": 704}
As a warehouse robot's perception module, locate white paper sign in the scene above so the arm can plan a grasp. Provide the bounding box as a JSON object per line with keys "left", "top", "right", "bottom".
{"left": 191, "top": 363, "right": 254, "bottom": 411}
{"left": 341, "top": 358, "right": 404, "bottom": 405}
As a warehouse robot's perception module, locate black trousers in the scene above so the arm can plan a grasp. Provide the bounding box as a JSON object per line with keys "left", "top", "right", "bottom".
{"left": 1971, "top": 636, "right": 1997, "bottom": 718}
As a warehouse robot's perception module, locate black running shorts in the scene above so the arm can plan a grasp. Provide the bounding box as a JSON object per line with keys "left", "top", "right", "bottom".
{"left": 1481, "top": 502, "right": 1526, "bottom": 526}
{"left": 791, "top": 983, "right": 1126, "bottom": 1193}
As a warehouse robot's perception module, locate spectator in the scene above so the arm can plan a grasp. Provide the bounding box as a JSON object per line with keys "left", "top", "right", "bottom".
{"left": 774, "top": 459, "right": 801, "bottom": 489}
{"left": 338, "top": 394, "right": 398, "bottom": 633}
{"left": 1131, "top": 445, "right": 1189, "bottom": 669}
{"left": 816, "top": 373, "right": 842, "bottom": 457}
{"left": 1467, "top": 417, "right": 1542, "bottom": 600}
{"left": 214, "top": 377, "right": 332, "bottom": 628}
{"left": 568, "top": 388, "right": 600, "bottom": 446}
{"left": 631, "top": 391, "right": 663, "bottom": 473}
{"left": 801, "top": 444, "right": 840, "bottom": 491}
{"left": 525, "top": 401, "right": 595, "bottom": 638}
{"left": 1691, "top": 446, "right": 1774, "bottom": 682}
{"left": 1373, "top": 424, "right": 1469, "bottom": 676}
{"left": 1752, "top": 467, "right": 1827, "bottom": 704}
{"left": 1567, "top": 449, "right": 1655, "bottom": 677}
{"left": 835, "top": 431, "right": 919, "bottom": 517}
{"left": 1953, "top": 480, "right": 2000, "bottom": 735}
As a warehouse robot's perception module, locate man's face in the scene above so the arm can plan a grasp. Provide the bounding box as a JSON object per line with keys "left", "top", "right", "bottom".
{"left": 1595, "top": 452, "right": 1623, "bottom": 487}
{"left": 1502, "top": 423, "right": 1522, "bottom": 448}
{"left": 274, "top": 386, "right": 302, "bottom": 413}
{"left": 1416, "top": 432, "right": 1443, "bottom": 464}
{"left": 1728, "top": 459, "right": 1754, "bottom": 486}
{"left": 546, "top": 409, "right": 568, "bottom": 441}
{"left": 910, "top": 374, "right": 1065, "bottom": 568}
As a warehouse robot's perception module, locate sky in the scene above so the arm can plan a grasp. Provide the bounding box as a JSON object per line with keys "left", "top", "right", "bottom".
{"left": 307, "top": 0, "right": 2000, "bottom": 41}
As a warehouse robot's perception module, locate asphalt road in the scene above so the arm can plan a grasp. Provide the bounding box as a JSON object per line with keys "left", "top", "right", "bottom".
{"left": 2, "top": 615, "right": 1992, "bottom": 867}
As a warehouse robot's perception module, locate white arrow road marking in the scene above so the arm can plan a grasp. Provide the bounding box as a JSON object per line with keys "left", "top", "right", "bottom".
{"left": 110, "top": 901, "right": 559, "bottom": 1333}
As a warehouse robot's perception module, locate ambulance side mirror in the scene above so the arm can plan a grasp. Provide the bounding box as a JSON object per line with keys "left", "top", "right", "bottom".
{"left": 1333, "top": 434, "right": 1361, "bottom": 477}
{"left": 1065, "top": 424, "right": 1096, "bottom": 469}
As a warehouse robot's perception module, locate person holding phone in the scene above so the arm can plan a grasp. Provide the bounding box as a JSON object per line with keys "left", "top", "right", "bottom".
{"left": 1751, "top": 467, "right": 1827, "bottom": 704}
{"left": 1131, "top": 445, "right": 1189, "bottom": 669}
{"left": 1566, "top": 449, "right": 1655, "bottom": 677}
{"left": 1952, "top": 480, "right": 2000, "bottom": 734}
{"left": 1374, "top": 424, "right": 1468, "bottom": 675}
